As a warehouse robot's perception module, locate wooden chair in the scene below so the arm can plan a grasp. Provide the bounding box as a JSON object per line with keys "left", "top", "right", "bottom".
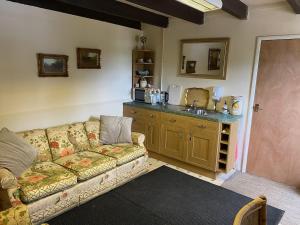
{"left": 233, "top": 196, "right": 267, "bottom": 225}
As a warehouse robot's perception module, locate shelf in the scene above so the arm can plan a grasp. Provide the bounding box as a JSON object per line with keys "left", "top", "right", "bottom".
{"left": 219, "top": 150, "right": 228, "bottom": 154}
{"left": 135, "top": 63, "right": 154, "bottom": 65}
{"left": 220, "top": 140, "right": 229, "bottom": 145}
{"left": 134, "top": 49, "right": 153, "bottom": 52}
{"left": 218, "top": 162, "right": 227, "bottom": 172}
{"left": 218, "top": 159, "right": 227, "bottom": 164}
{"left": 135, "top": 76, "right": 153, "bottom": 78}
{"left": 218, "top": 168, "right": 226, "bottom": 173}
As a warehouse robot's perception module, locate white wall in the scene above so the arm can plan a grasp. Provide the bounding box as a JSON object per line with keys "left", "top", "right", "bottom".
{"left": 144, "top": 2, "right": 300, "bottom": 170}
{"left": 0, "top": 1, "right": 141, "bottom": 131}
{"left": 141, "top": 24, "right": 163, "bottom": 88}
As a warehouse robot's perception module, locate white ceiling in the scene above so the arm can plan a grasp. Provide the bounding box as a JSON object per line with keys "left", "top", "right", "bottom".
{"left": 241, "top": 0, "right": 285, "bottom": 6}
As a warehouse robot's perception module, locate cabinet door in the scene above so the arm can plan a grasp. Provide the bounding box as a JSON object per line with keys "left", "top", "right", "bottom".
{"left": 187, "top": 127, "right": 218, "bottom": 171}
{"left": 146, "top": 122, "right": 160, "bottom": 153}
{"left": 132, "top": 118, "right": 146, "bottom": 134}
{"left": 160, "top": 122, "right": 187, "bottom": 161}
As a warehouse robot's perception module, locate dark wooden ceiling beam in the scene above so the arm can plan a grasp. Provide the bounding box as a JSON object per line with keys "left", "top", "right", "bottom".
{"left": 7, "top": 0, "right": 142, "bottom": 30}
{"left": 125, "top": 0, "right": 204, "bottom": 25}
{"left": 287, "top": 0, "right": 300, "bottom": 13}
{"left": 222, "top": 0, "right": 248, "bottom": 20}
{"left": 57, "top": 0, "right": 168, "bottom": 28}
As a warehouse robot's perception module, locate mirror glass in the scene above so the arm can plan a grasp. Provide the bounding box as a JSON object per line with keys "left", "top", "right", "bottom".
{"left": 179, "top": 38, "right": 229, "bottom": 80}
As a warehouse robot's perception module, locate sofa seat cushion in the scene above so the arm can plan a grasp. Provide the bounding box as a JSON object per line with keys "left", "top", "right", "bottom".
{"left": 18, "top": 162, "right": 77, "bottom": 203}
{"left": 91, "top": 144, "right": 146, "bottom": 165}
{"left": 54, "top": 151, "right": 116, "bottom": 181}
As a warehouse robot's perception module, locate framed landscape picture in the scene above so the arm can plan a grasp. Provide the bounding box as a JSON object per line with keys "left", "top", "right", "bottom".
{"left": 37, "top": 53, "right": 68, "bottom": 77}
{"left": 77, "top": 48, "right": 101, "bottom": 69}
{"left": 186, "top": 60, "right": 196, "bottom": 74}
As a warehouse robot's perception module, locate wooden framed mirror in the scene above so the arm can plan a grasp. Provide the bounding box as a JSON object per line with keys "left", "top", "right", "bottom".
{"left": 178, "top": 38, "right": 230, "bottom": 80}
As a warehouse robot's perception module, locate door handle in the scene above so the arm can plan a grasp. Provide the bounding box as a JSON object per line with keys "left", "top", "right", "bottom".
{"left": 253, "top": 104, "right": 263, "bottom": 112}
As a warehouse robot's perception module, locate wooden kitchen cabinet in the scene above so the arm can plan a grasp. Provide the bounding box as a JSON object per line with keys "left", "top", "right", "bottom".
{"left": 124, "top": 106, "right": 160, "bottom": 152}
{"left": 187, "top": 125, "right": 219, "bottom": 171}
{"left": 123, "top": 104, "right": 239, "bottom": 178}
{"left": 160, "top": 122, "right": 187, "bottom": 161}
{"left": 132, "top": 117, "right": 146, "bottom": 134}
{"left": 145, "top": 122, "right": 160, "bottom": 153}
{"left": 160, "top": 112, "right": 188, "bottom": 161}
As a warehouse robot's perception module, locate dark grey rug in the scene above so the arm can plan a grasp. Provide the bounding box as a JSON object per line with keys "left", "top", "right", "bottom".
{"left": 48, "top": 166, "right": 284, "bottom": 225}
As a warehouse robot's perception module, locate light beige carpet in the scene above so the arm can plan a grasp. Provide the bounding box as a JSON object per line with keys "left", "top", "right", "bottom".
{"left": 222, "top": 172, "right": 300, "bottom": 225}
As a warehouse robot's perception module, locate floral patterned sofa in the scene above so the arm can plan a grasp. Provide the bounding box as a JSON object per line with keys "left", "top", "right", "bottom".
{"left": 0, "top": 120, "right": 148, "bottom": 225}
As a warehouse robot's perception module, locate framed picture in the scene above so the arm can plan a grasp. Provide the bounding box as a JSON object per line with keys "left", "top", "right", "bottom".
{"left": 208, "top": 48, "right": 221, "bottom": 70}
{"left": 37, "top": 54, "right": 68, "bottom": 77}
{"left": 77, "top": 48, "right": 101, "bottom": 69}
{"left": 186, "top": 61, "right": 196, "bottom": 74}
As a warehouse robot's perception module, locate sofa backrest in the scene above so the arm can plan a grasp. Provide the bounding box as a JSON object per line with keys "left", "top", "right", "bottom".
{"left": 17, "top": 120, "right": 101, "bottom": 162}
{"left": 17, "top": 129, "right": 52, "bottom": 163}
{"left": 84, "top": 120, "right": 101, "bottom": 148}
{"left": 47, "top": 125, "right": 76, "bottom": 161}
{"left": 68, "top": 122, "right": 91, "bottom": 151}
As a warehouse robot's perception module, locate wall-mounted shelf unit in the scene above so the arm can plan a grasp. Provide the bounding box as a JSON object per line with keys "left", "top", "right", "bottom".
{"left": 132, "top": 49, "right": 155, "bottom": 90}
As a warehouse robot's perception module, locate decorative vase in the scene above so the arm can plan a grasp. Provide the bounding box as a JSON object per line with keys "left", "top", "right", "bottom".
{"left": 140, "top": 78, "right": 147, "bottom": 88}
{"left": 229, "top": 96, "right": 244, "bottom": 115}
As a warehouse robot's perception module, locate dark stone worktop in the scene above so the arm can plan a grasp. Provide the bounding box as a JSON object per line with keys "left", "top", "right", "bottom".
{"left": 123, "top": 102, "right": 242, "bottom": 124}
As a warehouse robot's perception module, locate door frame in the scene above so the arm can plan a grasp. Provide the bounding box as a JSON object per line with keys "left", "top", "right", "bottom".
{"left": 242, "top": 34, "right": 300, "bottom": 172}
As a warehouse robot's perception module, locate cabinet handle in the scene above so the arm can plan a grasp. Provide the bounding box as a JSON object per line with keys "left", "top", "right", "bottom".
{"left": 169, "top": 119, "right": 176, "bottom": 123}
{"left": 149, "top": 114, "right": 154, "bottom": 118}
{"left": 131, "top": 110, "right": 137, "bottom": 114}
{"left": 197, "top": 125, "right": 207, "bottom": 129}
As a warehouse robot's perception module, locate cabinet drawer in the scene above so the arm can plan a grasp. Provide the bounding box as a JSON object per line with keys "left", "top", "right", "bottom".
{"left": 188, "top": 117, "right": 219, "bottom": 131}
{"left": 144, "top": 110, "right": 160, "bottom": 121}
{"left": 123, "top": 106, "right": 145, "bottom": 119}
{"left": 161, "top": 112, "right": 187, "bottom": 126}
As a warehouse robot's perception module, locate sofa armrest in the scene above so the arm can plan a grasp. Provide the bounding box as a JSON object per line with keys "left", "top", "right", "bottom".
{"left": 0, "top": 168, "right": 22, "bottom": 210}
{"left": 0, "top": 204, "right": 31, "bottom": 225}
{"left": 0, "top": 168, "right": 18, "bottom": 190}
{"left": 131, "top": 132, "right": 145, "bottom": 147}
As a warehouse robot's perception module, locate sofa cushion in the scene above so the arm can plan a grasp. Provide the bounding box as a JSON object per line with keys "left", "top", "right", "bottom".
{"left": 100, "top": 116, "right": 132, "bottom": 145}
{"left": 0, "top": 128, "right": 37, "bottom": 177}
{"left": 54, "top": 151, "right": 116, "bottom": 181}
{"left": 18, "top": 162, "right": 77, "bottom": 203}
{"left": 17, "top": 129, "right": 52, "bottom": 163}
{"left": 68, "top": 123, "right": 91, "bottom": 151}
{"left": 47, "top": 125, "right": 76, "bottom": 161}
{"left": 91, "top": 144, "right": 146, "bottom": 165}
{"left": 84, "top": 120, "right": 101, "bottom": 148}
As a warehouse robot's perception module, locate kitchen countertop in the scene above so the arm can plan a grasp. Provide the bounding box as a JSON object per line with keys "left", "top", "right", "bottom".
{"left": 123, "top": 101, "right": 242, "bottom": 124}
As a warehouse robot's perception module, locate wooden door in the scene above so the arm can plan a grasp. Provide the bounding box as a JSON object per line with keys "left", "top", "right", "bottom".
{"left": 160, "top": 122, "right": 187, "bottom": 161}
{"left": 187, "top": 127, "right": 218, "bottom": 171}
{"left": 146, "top": 122, "right": 160, "bottom": 153}
{"left": 247, "top": 39, "right": 300, "bottom": 186}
